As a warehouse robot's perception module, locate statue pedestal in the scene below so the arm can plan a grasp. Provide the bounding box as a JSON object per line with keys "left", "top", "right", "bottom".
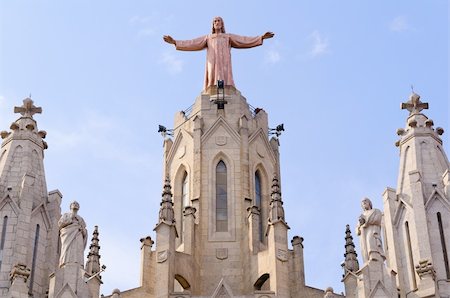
{"left": 48, "top": 264, "right": 91, "bottom": 298}
{"left": 356, "top": 259, "right": 397, "bottom": 298}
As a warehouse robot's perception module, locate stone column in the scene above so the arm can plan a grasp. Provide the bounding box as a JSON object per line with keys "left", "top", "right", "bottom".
{"left": 139, "top": 236, "right": 154, "bottom": 292}
{"left": 291, "top": 236, "right": 305, "bottom": 288}
{"left": 183, "top": 206, "right": 196, "bottom": 255}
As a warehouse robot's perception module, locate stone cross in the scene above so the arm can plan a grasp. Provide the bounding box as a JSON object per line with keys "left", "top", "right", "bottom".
{"left": 401, "top": 92, "right": 428, "bottom": 115}
{"left": 14, "top": 98, "right": 42, "bottom": 118}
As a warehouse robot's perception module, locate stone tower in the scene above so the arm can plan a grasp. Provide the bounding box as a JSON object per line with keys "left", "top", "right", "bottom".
{"left": 382, "top": 92, "right": 450, "bottom": 297}
{"left": 105, "top": 86, "right": 338, "bottom": 297}
{"left": 156, "top": 85, "right": 297, "bottom": 297}
{"left": 0, "top": 98, "right": 62, "bottom": 298}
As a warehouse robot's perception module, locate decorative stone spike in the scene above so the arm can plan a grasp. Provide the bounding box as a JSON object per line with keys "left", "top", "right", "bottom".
{"left": 343, "top": 224, "right": 359, "bottom": 274}
{"left": 269, "top": 174, "right": 285, "bottom": 222}
{"left": 158, "top": 176, "right": 175, "bottom": 224}
{"left": 85, "top": 226, "right": 101, "bottom": 275}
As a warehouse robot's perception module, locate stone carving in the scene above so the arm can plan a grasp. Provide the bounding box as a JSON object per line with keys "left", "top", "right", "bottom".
{"left": 215, "top": 136, "right": 227, "bottom": 146}
{"left": 216, "top": 248, "right": 228, "bottom": 260}
{"left": 157, "top": 250, "right": 169, "bottom": 263}
{"left": 163, "top": 17, "right": 274, "bottom": 89}
{"left": 9, "top": 263, "right": 31, "bottom": 282}
{"left": 356, "top": 198, "right": 385, "bottom": 263}
{"left": 58, "top": 201, "right": 87, "bottom": 267}
{"left": 276, "top": 249, "right": 288, "bottom": 262}
{"left": 415, "top": 259, "right": 436, "bottom": 278}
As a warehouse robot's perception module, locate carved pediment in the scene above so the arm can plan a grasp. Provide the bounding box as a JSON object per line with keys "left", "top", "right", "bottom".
{"left": 31, "top": 202, "right": 52, "bottom": 230}
{"left": 425, "top": 188, "right": 450, "bottom": 212}
{"left": 0, "top": 194, "right": 20, "bottom": 215}
{"left": 249, "top": 128, "right": 277, "bottom": 165}
{"left": 201, "top": 117, "right": 240, "bottom": 147}
{"left": 211, "top": 278, "right": 233, "bottom": 298}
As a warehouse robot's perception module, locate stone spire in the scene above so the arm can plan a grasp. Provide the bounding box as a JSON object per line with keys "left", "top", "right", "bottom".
{"left": 85, "top": 225, "right": 101, "bottom": 275}
{"left": 0, "top": 98, "right": 62, "bottom": 297}
{"left": 343, "top": 224, "right": 359, "bottom": 274}
{"left": 158, "top": 176, "right": 175, "bottom": 224}
{"left": 269, "top": 174, "right": 285, "bottom": 223}
{"left": 382, "top": 91, "right": 450, "bottom": 297}
{"left": 395, "top": 91, "right": 447, "bottom": 199}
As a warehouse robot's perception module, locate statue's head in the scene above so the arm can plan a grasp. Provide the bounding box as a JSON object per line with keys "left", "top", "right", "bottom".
{"left": 212, "top": 16, "right": 225, "bottom": 34}
{"left": 70, "top": 201, "right": 80, "bottom": 212}
{"left": 361, "top": 198, "right": 372, "bottom": 210}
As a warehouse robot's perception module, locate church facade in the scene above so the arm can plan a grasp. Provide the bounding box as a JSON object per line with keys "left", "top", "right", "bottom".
{"left": 0, "top": 86, "right": 448, "bottom": 297}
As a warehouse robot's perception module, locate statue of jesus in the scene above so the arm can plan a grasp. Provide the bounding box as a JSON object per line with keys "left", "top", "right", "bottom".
{"left": 163, "top": 17, "right": 274, "bottom": 90}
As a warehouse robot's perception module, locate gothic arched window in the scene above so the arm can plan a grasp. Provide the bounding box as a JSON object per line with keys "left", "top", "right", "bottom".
{"left": 216, "top": 161, "right": 228, "bottom": 232}
{"left": 180, "top": 171, "right": 189, "bottom": 241}
{"left": 255, "top": 171, "right": 263, "bottom": 241}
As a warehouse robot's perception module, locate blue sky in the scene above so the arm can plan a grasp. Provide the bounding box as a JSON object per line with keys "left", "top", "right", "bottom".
{"left": 0, "top": 1, "right": 448, "bottom": 295}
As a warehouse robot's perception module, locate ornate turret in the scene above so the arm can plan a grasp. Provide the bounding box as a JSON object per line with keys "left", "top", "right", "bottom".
{"left": 383, "top": 91, "right": 450, "bottom": 297}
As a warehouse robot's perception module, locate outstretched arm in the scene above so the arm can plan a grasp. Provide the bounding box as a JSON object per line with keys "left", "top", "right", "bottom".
{"left": 230, "top": 32, "right": 274, "bottom": 49}
{"left": 262, "top": 32, "right": 275, "bottom": 40}
{"left": 163, "top": 35, "right": 207, "bottom": 51}
{"left": 163, "top": 35, "right": 176, "bottom": 45}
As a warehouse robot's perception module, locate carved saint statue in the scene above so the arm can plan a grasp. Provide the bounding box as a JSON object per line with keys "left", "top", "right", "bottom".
{"left": 356, "top": 198, "right": 385, "bottom": 263}
{"left": 58, "top": 201, "right": 87, "bottom": 267}
{"left": 163, "top": 16, "right": 274, "bottom": 90}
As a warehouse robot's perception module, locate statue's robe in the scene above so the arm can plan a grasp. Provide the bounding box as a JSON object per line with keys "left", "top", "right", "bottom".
{"left": 58, "top": 213, "right": 87, "bottom": 267}
{"left": 175, "top": 33, "right": 263, "bottom": 89}
{"left": 358, "top": 208, "right": 385, "bottom": 263}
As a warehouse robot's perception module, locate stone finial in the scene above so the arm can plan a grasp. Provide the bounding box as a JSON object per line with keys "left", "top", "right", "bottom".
{"left": 401, "top": 92, "right": 428, "bottom": 115}
{"left": 291, "top": 236, "right": 304, "bottom": 248}
{"left": 269, "top": 174, "right": 285, "bottom": 222}
{"left": 343, "top": 224, "right": 359, "bottom": 274}
{"left": 85, "top": 225, "right": 101, "bottom": 275}
{"left": 140, "top": 236, "right": 154, "bottom": 248}
{"left": 158, "top": 176, "right": 175, "bottom": 224}
{"left": 14, "top": 98, "right": 42, "bottom": 118}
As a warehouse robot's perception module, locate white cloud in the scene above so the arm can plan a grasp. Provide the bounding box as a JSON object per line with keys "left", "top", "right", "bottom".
{"left": 390, "top": 16, "right": 409, "bottom": 32}
{"left": 310, "top": 30, "right": 329, "bottom": 57}
{"left": 265, "top": 49, "right": 281, "bottom": 64}
{"left": 160, "top": 52, "right": 183, "bottom": 74}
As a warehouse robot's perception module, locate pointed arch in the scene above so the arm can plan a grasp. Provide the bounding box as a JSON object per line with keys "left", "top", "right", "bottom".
{"left": 209, "top": 152, "right": 235, "bottom": 241}
{"left": 173, "top": 164, "right": 191, "bottom": 246}
{"left": 253, "top": 164, "right": 269, "bottom": 243}
{"left": 174, "top": 274, "right": 191, "bottom": 291}
{"left": 254, "top": 273, "right": 270, "bottom": 291}
{"left": 216, "top": 160, "right": 227, "bottom": 232}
